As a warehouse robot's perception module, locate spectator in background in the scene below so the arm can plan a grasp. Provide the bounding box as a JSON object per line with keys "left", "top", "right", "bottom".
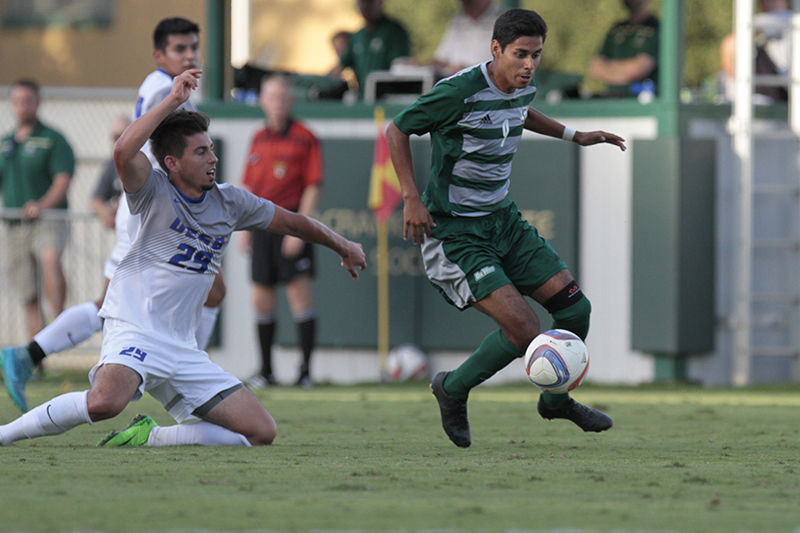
{"left": 720, "top": 0, "right": 791, "bottom": 102}
{"left": 329, "top": 0, "right": 411, "bottom": 97}
{"left": 330, "top": 30, "right": 358, "bottom": 93}
{"left": 90, "top": 116, "right": 130, "bottom": 230}
{"left": 241, "top": 75, "right": 323, "bottom": 389}
{"left": 588, "top": 0, "right": 659, "bottom": 98}
{"left": 0, "top": 79, "right": 74, "bottom": 339}
{"left": 331, "top": 30, "right": 352, "bottom": 60}
{"left": 433, "top": 0, "right": 501, "bottom": 78}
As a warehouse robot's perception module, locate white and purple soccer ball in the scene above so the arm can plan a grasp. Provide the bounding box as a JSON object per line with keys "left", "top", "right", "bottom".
{"left": 523, "top": 329, "right": 589, "bottom": 393}
{"left": 387, "top": 344, "right": 429, "bottom": 382}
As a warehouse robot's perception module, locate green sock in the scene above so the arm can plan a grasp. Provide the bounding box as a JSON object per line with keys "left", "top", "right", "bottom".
{"left": 443, "top": 329, "right": 523, "bottom": 400}
{"left": 540, "top": 390, "right": 570, "bottom": 408}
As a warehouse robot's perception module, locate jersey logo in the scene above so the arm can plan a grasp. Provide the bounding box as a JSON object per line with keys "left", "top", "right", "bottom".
{"left": 169, "top": 216, "right": 226, "bottom": 250}
{"left": 273, "top": 161, "right": 287, "bottom": 179}
{"left": 473, "top": 265, "right": 496, "bottom": 282}
{"left": 480, "top": 114, "right": 492, "bottom": 126}
{"left": 500, "top": 119, "right": 510, "bottom": 147}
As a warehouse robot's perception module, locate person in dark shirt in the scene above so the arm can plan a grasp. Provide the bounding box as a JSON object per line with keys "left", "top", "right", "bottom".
{"left": 588, "top": 0, "right": 659, "bottom": 98}
{"left": 329, "top": 0, "right": 411, "bottom": 97}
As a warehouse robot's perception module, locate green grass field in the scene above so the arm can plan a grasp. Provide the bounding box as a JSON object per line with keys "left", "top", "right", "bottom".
{"left": 1, "top": 370, "right": 799, "bottom": 533}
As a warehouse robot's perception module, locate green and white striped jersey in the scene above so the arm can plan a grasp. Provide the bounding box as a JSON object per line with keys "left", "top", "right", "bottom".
{"left": 393, "top": 62, "right": 536, "bottom": 217}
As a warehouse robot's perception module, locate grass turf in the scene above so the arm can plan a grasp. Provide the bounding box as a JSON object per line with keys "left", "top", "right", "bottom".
{"left": 1, "top": 370, "right": 799, "bottom": 532}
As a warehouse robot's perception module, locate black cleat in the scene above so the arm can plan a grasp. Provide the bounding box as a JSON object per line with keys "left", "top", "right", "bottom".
{"left": 431, "top": 371, "right": 471, "bottom": 448}
{"left": 537, "top": 396, "right": 613, "bottom": 432}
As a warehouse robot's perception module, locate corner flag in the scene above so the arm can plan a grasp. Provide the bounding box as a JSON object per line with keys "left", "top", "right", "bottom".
{"left": 368, "top": 107, "right": 402, "bottom": 223}
{"left": 368, "top": 107, "right": 400, "bottom": 376}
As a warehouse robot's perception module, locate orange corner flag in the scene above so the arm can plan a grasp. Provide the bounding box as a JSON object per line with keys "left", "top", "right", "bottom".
{"left": 368, "top": 107, "right": 402, "bottom": 223}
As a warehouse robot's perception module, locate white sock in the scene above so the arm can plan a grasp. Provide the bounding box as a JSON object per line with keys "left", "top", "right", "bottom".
{"left": 34, "top": 301, "right": 102, "bottom": 355}
{"left": 0, "top": 391, "right": 91, "bottom": 446}
{"left": 194, "top": 305, "right": 220, "bottom": 350}
{"left": 147, "top": 420, "right": 250, "bottom": 446}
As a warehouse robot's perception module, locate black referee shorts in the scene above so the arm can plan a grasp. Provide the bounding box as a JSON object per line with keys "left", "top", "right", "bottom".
{"left": 251, "top": 229, "right": 315, "bottom": 287}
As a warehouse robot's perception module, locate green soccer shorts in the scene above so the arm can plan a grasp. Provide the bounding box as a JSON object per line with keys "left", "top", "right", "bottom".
{"left": 419, "top": 203, "right": 567, "bottom": 310}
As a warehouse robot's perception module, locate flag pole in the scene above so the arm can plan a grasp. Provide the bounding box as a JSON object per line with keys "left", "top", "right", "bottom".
{"left": 377, "top": 213, "right": 390, "bottom": 376}
{"left": 374, "top": 107, "right": 390, "bottom": 377}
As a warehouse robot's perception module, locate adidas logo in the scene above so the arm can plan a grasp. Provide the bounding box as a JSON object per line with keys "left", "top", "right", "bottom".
{"left": 479, "top": 114, "right": 492, "bottom": 125}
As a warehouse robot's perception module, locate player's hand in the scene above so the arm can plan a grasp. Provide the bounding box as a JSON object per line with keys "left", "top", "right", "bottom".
{"left": 171, "top": 69, "right": 202, "bottom": 104}
{"left": 403, "top": 196, "right": 435, "bottom": 245}
{"left": 281, "top": 235, "right": 305, "bottom": 259}
{"left": 21, "top": 200, "right": 41, "bottom": 220}
{"left": 340, "top": 240, "right": 366, "bottom": 280}
{"left": 574, "top": 130, "right": 627, "bottom": 151}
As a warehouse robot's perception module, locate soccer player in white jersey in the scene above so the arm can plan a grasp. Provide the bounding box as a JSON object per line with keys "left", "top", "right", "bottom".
{"left": 0, "top": 69, "right": 366, "bottom": 447}
{"left": 386, "top": 9, "right": 626, "bottom": 448}
{"left": 0, "top": 17, "right": 223, "bottom": 414}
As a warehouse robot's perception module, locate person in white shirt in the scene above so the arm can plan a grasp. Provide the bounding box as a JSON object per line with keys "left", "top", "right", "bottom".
{"left": 0, "top": 18, "right": 223, "bottom": 414}
{"left": 719, "top": 0, "right": 791, "bottom": 102}
{"left": 433, "top": 0, "right": 501, "bottom": 78}
{"left": 0, "top": 69, "right": 366, "bottom": 447}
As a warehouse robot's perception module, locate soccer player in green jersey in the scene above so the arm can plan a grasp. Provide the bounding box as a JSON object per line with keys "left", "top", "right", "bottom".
{"left": 386, "top": 8, "right": 626, "bottom": 448}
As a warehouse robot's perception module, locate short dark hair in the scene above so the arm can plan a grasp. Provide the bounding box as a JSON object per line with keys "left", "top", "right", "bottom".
{"left": 153, "top": 17, "right": 200, "bottom": 50}
{"left": 10, "top": 79, "right": 40, "bottom": 96}
{"left": 492, "top": 8, "right": 548, "bottom": 50}
{"left": 150, "top": 110, "right": 210, "bottom": 172}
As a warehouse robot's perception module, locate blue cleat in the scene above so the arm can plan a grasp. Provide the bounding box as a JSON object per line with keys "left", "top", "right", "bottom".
{"left": 0, "top": 346, "right": 34, "bottom": 412}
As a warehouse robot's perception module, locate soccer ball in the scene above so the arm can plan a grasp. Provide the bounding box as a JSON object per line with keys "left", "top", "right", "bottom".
{"left": 523, "top": 329, "right": 589, "bottom": 393}
{"left": 387, "top": 344, "right": 429, "bottom": 381}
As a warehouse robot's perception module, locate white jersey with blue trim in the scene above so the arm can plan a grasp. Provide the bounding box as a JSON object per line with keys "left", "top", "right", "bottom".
{"left": 100, "top": 168, "right": 276, "bottom": 346}
{"left": 133, "top": 69, "right": 198, "bottom": 167}
{"left": 110, "top": 69, "right": 200, "bottom": 277}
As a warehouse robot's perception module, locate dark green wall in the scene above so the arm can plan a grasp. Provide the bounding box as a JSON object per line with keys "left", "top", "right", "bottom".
{"left": 631, "top": 138, "right": 716, "bottom": 354}
{"left": 268, "top": 139, "right": 579, "bottom": 351}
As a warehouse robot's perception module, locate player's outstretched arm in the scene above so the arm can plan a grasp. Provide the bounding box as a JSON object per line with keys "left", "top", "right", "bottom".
{"left": 524, "top": 108, "right": 626, "bottom": 152}
{"left": 386, "top": 122, "right": 435, "bottom": 244}
{"left": 113, "top": 69, "right": 202, "bottom": 194}
{"left": 573, "top": 129, "right": 626, "bottom": 151}
{"left": 267, "top": 207, "right": 367, "bottom": 279}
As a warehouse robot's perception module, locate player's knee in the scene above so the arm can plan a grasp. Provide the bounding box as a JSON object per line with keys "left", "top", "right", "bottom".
{"left": 86, "top": 390, "right": 129, "bottom": 422}
{"left": 248, "top": 415, "right": 277, "bottom": 446}
{"left": 544, "top": 280, "right": 591, "bottom": 340}
{"left": 506, "top": 315, "right": 541, "bottom": 352}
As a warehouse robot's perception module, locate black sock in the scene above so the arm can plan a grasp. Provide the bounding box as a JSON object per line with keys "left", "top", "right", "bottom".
{"left": 27, "top": 341, "right": 47, "bottom": 366}
{"left": 296, "top": 318, "right": 315, "bottom": 377}
{"left": 257, "top": 321, "right": 276, "bottom": 377}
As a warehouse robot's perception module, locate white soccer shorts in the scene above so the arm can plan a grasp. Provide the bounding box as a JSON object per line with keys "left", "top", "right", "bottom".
{"left": 90, "top": 318, "right": 241, "bottom": 423}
